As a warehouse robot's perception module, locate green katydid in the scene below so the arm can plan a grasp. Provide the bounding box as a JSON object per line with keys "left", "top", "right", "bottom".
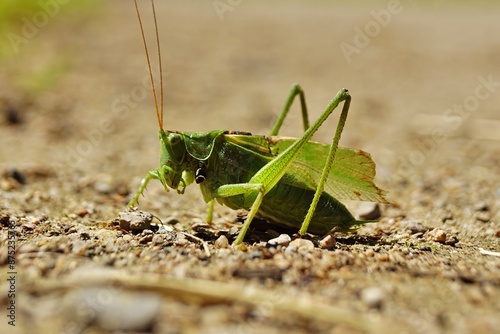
{"left": 128, "top": 0, "right": 388, "bottom": 245}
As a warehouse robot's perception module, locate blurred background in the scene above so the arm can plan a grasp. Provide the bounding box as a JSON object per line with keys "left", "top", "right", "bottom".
{"left": 1, "top": 0, "right": 499, "bottom": 217}
{"left": 1, "top": 2, "right": 499, "bottom": 333}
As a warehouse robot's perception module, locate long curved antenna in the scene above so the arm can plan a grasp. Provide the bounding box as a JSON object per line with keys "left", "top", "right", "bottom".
{"left": 134, "top": 0, "right": 164, "bottom": 130}
{"left": 151, "top": 0, "right": 164, "bottom": 127}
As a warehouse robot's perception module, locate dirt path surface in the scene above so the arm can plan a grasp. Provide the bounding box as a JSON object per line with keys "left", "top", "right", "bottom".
{"left": 1, "top": 1, "right": 499, "bottom": 333}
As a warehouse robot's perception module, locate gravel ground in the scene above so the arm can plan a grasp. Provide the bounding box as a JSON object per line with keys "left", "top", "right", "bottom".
{"left": 1, "top": 1, "right": 499, "bottom": 333}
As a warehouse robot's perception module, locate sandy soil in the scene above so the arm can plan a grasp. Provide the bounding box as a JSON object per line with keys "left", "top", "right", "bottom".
{"left": 1, "top": 1, "right": 499, "bottom": 333}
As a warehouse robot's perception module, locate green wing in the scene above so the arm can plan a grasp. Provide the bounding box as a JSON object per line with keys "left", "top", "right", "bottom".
{"left": 226, "top": 134, "right": 388, "bottom": 203}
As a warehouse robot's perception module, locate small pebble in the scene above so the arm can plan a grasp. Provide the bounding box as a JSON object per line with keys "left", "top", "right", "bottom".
{"left": 428, "top": 228, "right": 447, "bottom": 243}
{"left": 365, "top": 249, "right": 375, "bottom": 257}
{"left": 319, "top": 234, "right": 336, "bottom": 249}
{"left": 475, "top": 212, "right": 490, "bottom": 223}
{"left": 139, "top": 234, "right": 153, "bottom": 244}
{"left": 214, "top": 235, "right": 229, "bottom": 248}
{"left": 267, "top": 234, "right": 291, "bottom": 247}
{"left": 1, "top": 178, "right": 20, "bottom": 191}
{"left": 402, "top": 220, "right": 429, "bottom": 234}
{"left": 163, "top": 216, "right": 180, "bottom": 225}
{"left": 174, "top": 233, "right": 188, "bottom": 246}
{"left": 250, "top": 250, "right": 262, "bottom": 259}
{"left": 22, "top": 223, "right": 36, "bottom": 231}
{"left": 358, "top": 203, "right": 381, "bottom": 220}
{"left": 474, "top": 202, "right": 489, "bottom": 212}
{"left": 445, "top": 235, "right": 459, "bottom": 246}
{"left": 66, "top": 226, "right": 77, "bottom": 234}
{"left": 5, "top": 105, "right": 22, "bottom": 125}
{"left": 94, "top": 181, "right": 113, "bottom": 194}
{"left": 191, "top": 218, "right": 210, "bottom": 230}
{"left": 286, "top": 238, "right": 315, "bottom": 253}
{"left": 76, "top": 209, "right": 88, "bottom": 218}
{"left": 6, "top": 168, "right": 26, "bottom": 185}
{"left": 151, "top": 234, "right": 165, "bottom": 245}
{"left": 90, "top": 290, "right": 161, "bottom": 331}
{"left": 411, "top": 232, "right": 424, "bottom": 239}
{"left": 157, "top": 224, "right": 173, "bottom": 234}
{"left": 119, "top": 210, "right": 152, "bottom": 231}
{"left": 0, "top": 215, "right": 10, "bottom": 227}
{"left": 377, "top": 253, "right": 389, "bottom": 261}
{"left": 496, "top": 230, "right": 500, "bottom": 238}
{"left": 229, "top": 226, "right": 240, "bottom": 235}
{"left": 361, "top": 287, "right": 385, "bottom": 309}
{"left": 71, "top": 240, "right": 87, "bottom": 255}
{"left": 256, "top": 241, "right": 267, "bottom": 248}
{"left": 80, "top": 232, "right": 91, "bottom": 240}
{"left": 442, "top": 213, "right": 453, "bottom": 222}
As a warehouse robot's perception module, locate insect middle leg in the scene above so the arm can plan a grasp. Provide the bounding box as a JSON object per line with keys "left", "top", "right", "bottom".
{"left": 212, "top": 183, "right": 264, "bottom": 245}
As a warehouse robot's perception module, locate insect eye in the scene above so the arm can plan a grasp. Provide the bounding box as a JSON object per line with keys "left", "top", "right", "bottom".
{"left": 165, "top": 133, "right": 186, "bottom": 164}
{"left": 169, "top": 134, "right": 181, "bottom": 145}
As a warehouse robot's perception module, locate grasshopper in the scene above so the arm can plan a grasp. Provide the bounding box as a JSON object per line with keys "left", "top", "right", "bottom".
{"left": 128, "top": 0, "right": 388, "bottom": 245}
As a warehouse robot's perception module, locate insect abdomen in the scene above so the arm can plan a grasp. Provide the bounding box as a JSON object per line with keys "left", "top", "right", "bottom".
{"left": 257, "top": 180, "right": 357, "bottom": 234}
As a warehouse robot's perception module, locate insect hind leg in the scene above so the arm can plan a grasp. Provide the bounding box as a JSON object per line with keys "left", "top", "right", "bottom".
{"left": 269, "top": 84, "right": 310, "bottom": 136}
{"left": 299, "top": 91, "right": 352, "bottom": 235}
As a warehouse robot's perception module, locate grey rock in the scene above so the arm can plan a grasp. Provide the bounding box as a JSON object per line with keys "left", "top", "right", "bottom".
{"left": 358, "top": 202, "right": 381, "bottom": 220}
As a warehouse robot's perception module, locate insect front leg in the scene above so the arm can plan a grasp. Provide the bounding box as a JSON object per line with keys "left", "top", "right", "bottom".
{"left": 205, "top": 199, "right": 214, "bottom": 223}
{"left": 269, "top": 84, "right": 310, "bottom": 136}
{"left": 212, "top": 183, "right": 264, "bottom": 245}
{"left": 128, "top": 170, "right": 161, "bottom": 207}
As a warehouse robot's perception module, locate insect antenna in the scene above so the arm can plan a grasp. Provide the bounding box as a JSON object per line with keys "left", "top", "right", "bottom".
{"left": 134, "top": 0, "right": 164, "bottom": 130}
